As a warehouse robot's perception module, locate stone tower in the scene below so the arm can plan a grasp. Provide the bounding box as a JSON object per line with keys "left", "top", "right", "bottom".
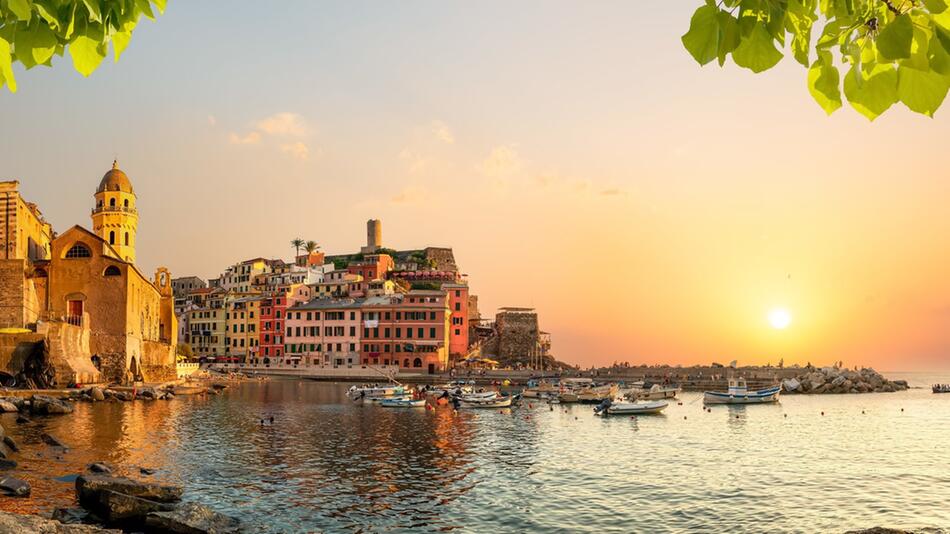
{"left": 362, "top": 219, "right": 382, "bottom": 254}
{"left": 92, "top": 160, "right": 138, "bottom": 263}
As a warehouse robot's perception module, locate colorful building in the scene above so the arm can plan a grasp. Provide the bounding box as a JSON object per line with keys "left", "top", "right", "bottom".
{"left": 226, "top": 296, "right": 261, "bottom": 363}
{"left": 444, "top": 282, "right": 470, "bottom": 359}
{"left": 284, "top": 298, "right": 362, "bottom": 367}
{"left": 359, "top": 289, "right": 450, "bottom": 373}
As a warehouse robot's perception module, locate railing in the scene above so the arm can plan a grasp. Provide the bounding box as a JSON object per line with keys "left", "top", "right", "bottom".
{"left": 91, "top": 206, "right": 138, "bottom": 215}
{"left": 64, "top": 315, "right": 83, "bottom": 327}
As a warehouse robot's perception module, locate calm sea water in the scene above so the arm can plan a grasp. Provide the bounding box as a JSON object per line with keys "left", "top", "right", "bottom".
{"left": 1, "top": 374, "right": 949, "bottom": 533}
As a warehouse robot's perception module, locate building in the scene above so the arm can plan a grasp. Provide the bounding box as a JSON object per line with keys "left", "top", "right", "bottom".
{"left": 187, "top": 301, "right": 226, "bottom": 360}
{"left": 346, "top": 253, "right": 393, "bottom": 297}
{"left": 360, "top": 219, "right": 382, "bottom": 254}
{"left": 491, "top": 307, "right": 550, "bottom": 368}
{"left": 172, "top": 276, "right": 206, "bottom": 299}
{"left": 0, "top": 180, "right": 54, "bottom": 329}
{"left": 359, "top": 289, "right": 450, "bottom": 373}
{"left": 285, "top": 298, "right": 362, "bottom": 367}
{"left": 216, "top": 258, "right": 270, "bottom": 293}
{"left": 444, "top": 282, "right": 470, "bottom": 359}
{"left": 225, "top": 295, "right": 261, "bottom": 362}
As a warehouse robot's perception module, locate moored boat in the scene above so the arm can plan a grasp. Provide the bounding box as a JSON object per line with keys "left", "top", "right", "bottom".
{"left": 379, "top": 398, "right": 426, "bottom": 408}
{"left": 577, "top": 384, "right": 618, "bottom": 403}
{"left": 595, "top": 399, "right": 669, "bottom": 416}
{"left": 347, "top": 384, "right": 407, "bottom": 401}
{"left": 933, "top": 384, "right": 950, "bottom": 393}
{"left": 703, "top": 378, "right": 780, "bottom": 405}
{"left": 630, "top": 383, "right": 681, "bottom": 401}
{"left": 459, "top": 395, "right": 513, "bottom": 408}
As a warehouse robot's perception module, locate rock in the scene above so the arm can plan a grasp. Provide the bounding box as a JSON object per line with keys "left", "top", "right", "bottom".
{"left": 3, "top": 436, "right": 18, "bottom": 452}
{"left": 90, "top": 387, "right": 106, "bottom": 402}
{"left": 0, "top": 476, "right": 31, "bottom": 496}
{"left": 98, "top": 489, "right": 176, "bottom": 522}
{"left": 139, "top": 388, "right": 158, "bottom": 400}
{"left": 76, "top": 474, "right": 183, "bottom": 510}
{"left": 831, "top": 375, "right": 847, "bottom": 387}
{"left": 893, "top": 380, "right": 909, "bottom": 390}
{"left": 51, "top": 507, "right": 94, "bottom": 525}
{"left": 0, "top": 511, "right": 120, "bottom": 532}
{"left": 164, "top": 392, "right": 176, "bottom": 400}
{"left": 42, "top": 432, "right": 68, "bottom": 448}
{"left": 88, "top": 462, "right": 114, "bottom": 474}
{"left": 843, "top": 528, "right": 915, "bottom": 534}
{"left": 782, "top": 378, "right": 801, "bottom": 392}
{"left": 145, "top": 502, "right": 242, "bottom": 534}
{"left": 16, "top": 415, "right": 30, "bottom": 424}
{"left": 0, "top": 401, "right": 18, "bottom": 413}
{"left": 0, "top": 459, "right": 17, "bottom": 469}
{"left": 31, "top": 395, "right": 74, "bottom": 415}
{"left": 105, "top": 390, "right": 133, "bottom": 402}
{"left": 140, "top": 467, "right": 156, "bottom": 476}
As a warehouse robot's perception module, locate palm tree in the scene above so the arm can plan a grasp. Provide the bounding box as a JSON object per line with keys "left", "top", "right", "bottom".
{"left": 291, "top": 238, "right": 305, "bottom": 259}
{"left": 304, "top": 240, "right": 320, "bottom": 255}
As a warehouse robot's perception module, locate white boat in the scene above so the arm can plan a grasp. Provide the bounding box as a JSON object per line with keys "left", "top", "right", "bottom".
{"left": 933, "top": 384, "right": 950, "bottom": 394}
{"left": 347, "top": 384, "right": 407, "bottom": 401}
{"left": 363, "top": 394, "right": 411, "bottom": 404}
{"left": 459, "top": 391, "right": 498, "bottom": 400}
{"left": 459, "top": 395, "right": 512, "bottom": 408}
{"left": 596, "top": 399, "right": 669, "bottom": 416}
{"left": 577, "top": 384, "right": 618, "bottom": 403}
{"left": 379, "top": 398, "right": 426, "bottom": 408}
{"left": 629, "top": 383, "right": 681, "bottom": 401}
{"left": 703, "top": 378, "right": 780, "bottom": 405}
{"left": 523, "top": 379, "right": 560, "bottom": 398}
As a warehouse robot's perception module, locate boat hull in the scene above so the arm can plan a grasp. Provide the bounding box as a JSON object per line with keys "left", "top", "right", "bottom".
{"left": 460, "top": 397, "right": 512, "bottom": 408}
{"left": 604, "top": 401, "right": 668, "bottom": 415}
{"left": 380, "top": 399, "right": 426, "bottom": 408}
{"left": 703, "top": 386, "right": 781, "bottom": 405}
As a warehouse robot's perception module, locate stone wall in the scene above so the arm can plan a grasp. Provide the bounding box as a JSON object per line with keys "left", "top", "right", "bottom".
{"left": 495, "top": 310, "right": 539, "bottom": 365}
{"left": 424, "top": 247, "right": 457, "bottom": 271}
{"left": 0, "top": 259, "right": 25, "bottom": 328}
{"left": 43, "top": 321, "right": 101, "bottom": 386}
{"left": 140, "top": 340, "right": 177, "bottom": 383}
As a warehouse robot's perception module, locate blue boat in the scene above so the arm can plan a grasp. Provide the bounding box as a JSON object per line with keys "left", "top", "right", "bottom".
{"left": 703, "top": 378, "right": 780, "bottom": 405}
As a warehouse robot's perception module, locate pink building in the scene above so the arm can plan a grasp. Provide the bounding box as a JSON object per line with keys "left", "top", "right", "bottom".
{"left": 284, "top": 298, "right": 362, "bottom": 367}
{"left": 443, "top": 282, "right": 470, "bottom": 359}
{"left": 359, "top": 289, "right": 449, "bottom": 374}
{"left": 347, "top": 254, "right": 393, "bottom": 297}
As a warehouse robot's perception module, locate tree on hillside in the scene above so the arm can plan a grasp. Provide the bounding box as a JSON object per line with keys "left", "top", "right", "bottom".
{"left": 1, "top": 0, "right": 167, "bottom": 93}
{"left": 683, "top": 0, "right": 950, "bottom": 120}
{"left": 291, "top": 238, "right": 304, "bottom": 259}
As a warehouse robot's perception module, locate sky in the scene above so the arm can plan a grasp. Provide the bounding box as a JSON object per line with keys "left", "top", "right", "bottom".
{"left": 1, "top": 1, "right": 948, "bottom": 371}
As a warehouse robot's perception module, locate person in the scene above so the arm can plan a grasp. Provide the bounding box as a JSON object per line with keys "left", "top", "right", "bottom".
{"left": 451, "top": 396, "right": 461, "bottom": 410}
{"left": 269, "top": 416, "right": 274, "bottom": 424}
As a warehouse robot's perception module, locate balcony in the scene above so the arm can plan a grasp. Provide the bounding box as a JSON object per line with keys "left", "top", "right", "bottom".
{"left": 92, "top": 206, "right": 138, "bottom": 215}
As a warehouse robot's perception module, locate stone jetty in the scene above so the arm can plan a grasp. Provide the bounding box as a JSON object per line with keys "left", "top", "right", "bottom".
{"left": 781, "top": 367, "right": 909, "bottom": 395}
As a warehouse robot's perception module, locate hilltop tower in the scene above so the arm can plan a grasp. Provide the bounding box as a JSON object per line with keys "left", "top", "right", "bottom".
{"left": 362, "top": 219, "right": 382, "bottom": 254}
{"left": 92, "top": 160, "right": 138, "bottom": 263}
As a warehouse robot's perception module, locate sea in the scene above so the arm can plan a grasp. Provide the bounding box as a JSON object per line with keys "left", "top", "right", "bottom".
{"left": 1, "top": 372, "right": 949, "bottom": 533}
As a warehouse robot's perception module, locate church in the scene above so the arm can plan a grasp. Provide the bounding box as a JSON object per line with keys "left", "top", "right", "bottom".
{"left": 0, "top": 162, "right": 177, "bottom": 385}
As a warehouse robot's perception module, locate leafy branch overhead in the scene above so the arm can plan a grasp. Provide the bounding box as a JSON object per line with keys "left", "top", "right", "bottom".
{"left": 0, "top": 0, "right": 166, "bottom": 93}
{"left": 682, "top": 0, "right": 950, "bottom": 120}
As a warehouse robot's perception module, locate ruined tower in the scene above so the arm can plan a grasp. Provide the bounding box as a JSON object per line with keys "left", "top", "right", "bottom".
{"left": 92, "top": 160, "right": 138, "bottom": 263}
{"left": 362, "top": 219, "right": 382, "bottom": 254}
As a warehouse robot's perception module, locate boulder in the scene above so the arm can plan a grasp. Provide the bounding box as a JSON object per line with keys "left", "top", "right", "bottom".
{"left": 139, "top": 389, "right": 158, "bottom": 400}
{"left": 98, "top": 489, "right": 176, "bottom": 522}
{"left": 51, "top": 507, "right": 95, "bottom": 525}
{"left": 145, "top": 503, "right": 242, "bottom": 534}
{"left": 42, "top": 432, "right": 68, "bottom": 448}
{"left": 0, "top": 511, "right": 120, "bottom": 532}
{"left": 90, "top": 387, "right": 106, "bottom": 402}
{"left": 76, "top": 474, "right": 183, "bottom": 510}
{"left": 15, "top": 415, "right": 30, "bottom": 424}
{"left": 810, "top": 380, "right": 825, "bottom": 392}
{"left": 140, "top": 467, "right": 157, "bottom": 476}
{"left": 831, "top": 375, "right": 847, "bottom": 387}
{"left": 105, "top": 390, "right": 133, "bottom": 402}
{"left": 3, "top": 436, "right": 18, "bottom": 452}
{"left": 31, "top": 395, "right": 74, "bottom": 415}
{"left": 0, "top": 459, "right": 17, "bottom": 469}
{"left": 88, "top": 462, "right": 114, "bottom": 474}
{"left": 0, "top": 401, "right": 18, "bottom": 413}
{"left": 782, "top": 378, "right": 801, "bottom": 392}
{"left": 0, "top": 476, "right": 31, "bottom": 496}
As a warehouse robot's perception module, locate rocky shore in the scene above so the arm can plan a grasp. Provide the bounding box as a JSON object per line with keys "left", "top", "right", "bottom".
{"left": 0, "top": 382, "right": 243, "bottom": 533}
{"left": 781, "top": 367, "right": 909, "bottom": 395}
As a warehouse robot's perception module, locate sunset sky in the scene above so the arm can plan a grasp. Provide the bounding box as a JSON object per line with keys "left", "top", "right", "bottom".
{"left": 1, "top": 2, "right": 948, "bottom": 370}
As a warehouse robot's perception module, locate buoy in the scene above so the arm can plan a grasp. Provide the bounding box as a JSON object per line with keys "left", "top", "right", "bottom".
{"left": 901, "top": 408, "right": 904, "bottom": 412}
{"left": 736, "top": 414, "right": 740, "bottom": 419}
{"left": 821, "top": 411, "right": 824, "bottom": 416}
{"left": 861, "top": 410, "right": 865, "bottom": 414}
{"left": 684, "top": 416, "right": 687, "bottom": 420}
{"left": 528, "top": 403, "right": 533, "bottom": 409}
{"left": 783, "top": 414, "right": 787, "bottom": 418}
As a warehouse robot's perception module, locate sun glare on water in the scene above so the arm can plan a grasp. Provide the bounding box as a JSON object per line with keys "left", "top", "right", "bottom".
{"left": 768, "top": 308, "right": 792, "bottom": 329}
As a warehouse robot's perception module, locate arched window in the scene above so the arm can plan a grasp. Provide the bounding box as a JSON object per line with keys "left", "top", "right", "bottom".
{"left": 413, "top": 358, "right": 422, "bottom": 368}
{"left": 65, "top": 243, "right": 91, "bottom": 258}
{"left": 123, "top": 199, "right": 129, "bottom": 208}
{"left": 104, "top": 266, "right": 121, "bottom": 277}
{"left": 109, "top": 231, "right": 115, "bottom": 245}
{"left": 124, "top": 232, "right": 130, "bottom": 246}
{"left": 403, "top": 358, "right": 409, "bottom": 368}
{"left": 109, "top": 198, "right": 116, "bottom": 207}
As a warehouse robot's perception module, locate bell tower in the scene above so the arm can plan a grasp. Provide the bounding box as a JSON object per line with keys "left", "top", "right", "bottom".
{"left": 92, "top": 160, "right": 138, "bottom": 263}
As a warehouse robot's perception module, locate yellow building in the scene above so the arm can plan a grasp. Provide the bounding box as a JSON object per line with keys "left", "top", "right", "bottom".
{"left": 0, "top": 180, "right": 54, "bottom": 328}
{"left": 225, "top": 295, "right": 261, "bottom": 362}
{"left": 92, "top": 161, "right": 138, "bottom": 264}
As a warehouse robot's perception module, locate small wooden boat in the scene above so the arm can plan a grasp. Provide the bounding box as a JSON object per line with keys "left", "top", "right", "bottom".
{"left": 703, "top": 378, "right": 780, "bottom": 405}
{"left": 933, "top": 384, "right": 950, "bottom": 393}
{"left": 362, "top": 394, "right": 411, "bottom": 404}
{"left": 347, "top": 385, "right": 407, "bottom": 401}
{"left": 630, "top": 383, "right": 681, "bottom": 400}
{"left": 380, "top": 398, "right": 426, "bottom": 408}
{"left": 459, "top": 395, "right": 513, "bottom": 408}
{"left": 595, "top": 399, "right": 668, "bottom": 416}
{"left": 172, "top": 385, "right": 207, "bottom": 396}
{"left": 522, "top": 379, "right": 559, "bottom": 398}
{"left": 577, "top": 384, "right": 618, "bottom": 403}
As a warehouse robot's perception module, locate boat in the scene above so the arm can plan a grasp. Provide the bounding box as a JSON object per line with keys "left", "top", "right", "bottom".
{"left": 459, "top": 390, "right": 498, "bottom": 400}
{"left": 629, "top": 383, "right": 681, "bottom": 401}
{"left": 347, "top": 384, "right": 407, "bottom": 401}
{"left": 522, "top": 379, "right": 560, "bottom": 399}
{"left": 379, "top": 398, "right": 426, "bottom": 408}
{"left": 577, "top": 384, "right": 618, "bottom": 403}
{"left": 595, "top": 399, "right": 668, "bottom": 416}
{"left": 933, "top": 384, "right": 950, "bottom": 393}
{"left": 459, "top": 395, "right": 513, "bottom": 408}
{"left": 703, "top": 378, "right": 780, "bottom": 405}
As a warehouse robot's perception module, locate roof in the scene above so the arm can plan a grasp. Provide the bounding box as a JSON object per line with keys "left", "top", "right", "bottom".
{"left": 97, "top": 160, "right": 134, "bottom": 194}
{"left": 291, "top": 297, "right": 364, "bottom": 311}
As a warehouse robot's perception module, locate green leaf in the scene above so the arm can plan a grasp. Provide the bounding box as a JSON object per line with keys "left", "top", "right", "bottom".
{"left": 924, "top": 0, "right": 949, "bottom": 13}
{"left": 876, "top": 14, "right": 913, "bottom": 60}
{"left": 682, "top": 5, "right": 720, "bottom": 66}
{"left": 113, "top": 28, "right": 131, "bottom": 62}
{"left": 0, "top": 36, "right": 17, "bottom": 92}
{"left": 732, "top": 22, "right": 784, "bottom": 73}
{"left": 15, "top": 23, "right": 58, "bottom": 67}
{"left": 69, "top": 24, "right": 106, "bottom": 77}
{"left": 33, "top": 1, "right": 61, "bottom": 29}
{"left": 152, "top": 0, "right": 167, "bottom": 14}
{"left": 808, "top": 52, "right": 842, "bottom": 114}
{"left": 81, "top": 0, "right": 102, "bottom": 23}
{"left": 929, "top": 32, "right": 950, "bottom": 75}
{"left": 717, "top": 11, "right": 739, "bottom": 66}
{"left": 897, "top": 64, "right": 950, "bottom": 116}
{"left": 843, "top": 64, "right": 899, "bottom": 120}
{"left": 8, "top": 0, "right": 33, "bottom": 21}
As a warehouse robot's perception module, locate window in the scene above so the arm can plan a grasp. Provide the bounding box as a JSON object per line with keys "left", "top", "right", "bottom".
{"left": 384, "top": 328, "right": 390, "bottom": 338}
{"left": 103, "top": 265, "right": 121, "bottom": 277}
{"left": 109, "top": 198, "right": 116, "bottom": 207}
{"left": 455, "top": 328, "right": 461, "bottom": 336}
{"left": 413, "top": 358, "right": 422, "bottom": 368}
{"left": 406, "top": 328, "right": 412, "bottom": 339}
{"left": 124, "top": 233, "right": 130, "bottom": 246}
{"left": 349, "top": 326, "right": 356, "bottom": 336}
{"left": 455, "top": 303, "right": 461, "bottom": 311}
{"left": 109, "top": 231, "right": 115, "bottom": 245}
{"left": 455, "top": 290, "right": 460, "bottom": 297}
{"left": 384, "top": 312, "right": 390, "bottom": 320}
{"left": 124, "top": 199, "right": 129, "bottom": 208}
{"left": 65, "top": 244, "right": 91, "bottom": 258}
{"left": 350, "top": 312, "right": 355, "bottom": 320}
{"left": 430, "top": 328, "right": 436, "bottom": 338}
{"left": 396, "top": 328, "right": 401, "bottom": 338}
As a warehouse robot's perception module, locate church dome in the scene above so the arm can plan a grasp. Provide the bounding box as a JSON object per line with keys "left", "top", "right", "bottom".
{"left": 97, "top": 160, "right": 134, "bottom": 194}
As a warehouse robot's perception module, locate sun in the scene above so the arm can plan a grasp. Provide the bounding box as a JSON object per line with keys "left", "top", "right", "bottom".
{"left": 768, "top": 308, "right": 792, "bottom": 329}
